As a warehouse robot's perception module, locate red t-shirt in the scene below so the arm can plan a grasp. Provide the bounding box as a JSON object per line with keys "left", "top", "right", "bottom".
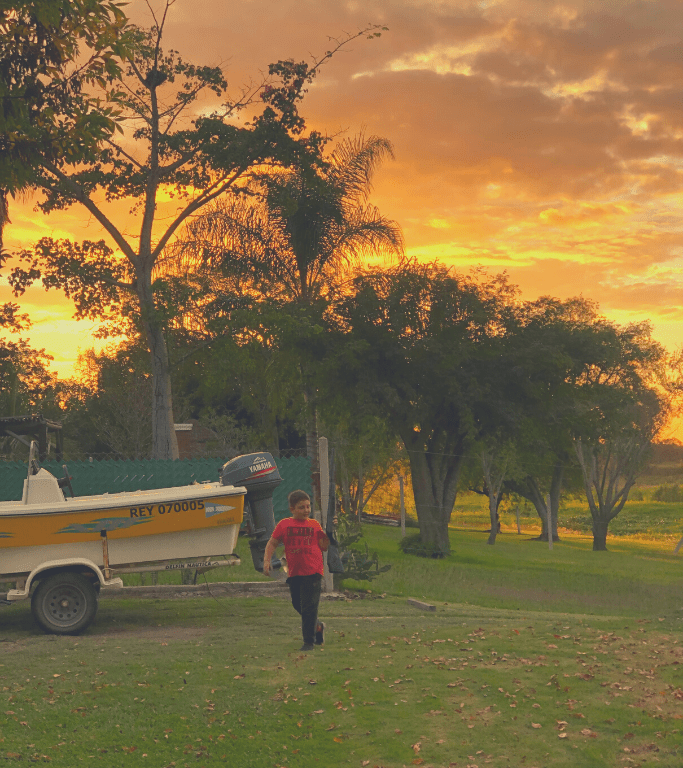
{"left": 272, "top": 517, "right": 325, "bottom": 577}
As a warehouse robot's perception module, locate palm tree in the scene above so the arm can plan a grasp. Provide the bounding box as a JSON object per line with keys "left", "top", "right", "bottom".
{"left": 172, "top": 133, "right": 404, "bottom": 505}
{"left": 182, "top": 133, "right": 403, "bottom": 300}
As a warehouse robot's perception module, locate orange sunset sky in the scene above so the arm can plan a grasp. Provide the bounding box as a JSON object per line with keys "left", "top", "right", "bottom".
{"left": 2, "top": 0, "right": 682, "bottom": 435}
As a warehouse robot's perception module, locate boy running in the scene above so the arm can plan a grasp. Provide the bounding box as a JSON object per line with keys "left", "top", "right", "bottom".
{"left": 263, "top": 490, "right": 329, "bottom": 651}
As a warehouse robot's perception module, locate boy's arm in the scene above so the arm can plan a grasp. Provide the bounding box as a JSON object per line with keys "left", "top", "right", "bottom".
{"left": 317, "top": 525, "right": 330, "bottom": 552}
{"left": 263, "top": 536, "right": 281, "bottom": 575}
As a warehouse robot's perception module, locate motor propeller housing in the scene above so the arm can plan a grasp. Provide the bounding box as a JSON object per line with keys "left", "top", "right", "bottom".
{"left": 220, "top": 453, "right": 283, "bottom": 572}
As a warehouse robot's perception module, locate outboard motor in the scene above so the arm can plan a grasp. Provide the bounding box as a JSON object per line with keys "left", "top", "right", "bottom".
{"left": 220, "top": 452, "right": 283, "bottom": 573}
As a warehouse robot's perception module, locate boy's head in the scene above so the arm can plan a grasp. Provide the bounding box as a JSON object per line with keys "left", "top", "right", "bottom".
{"left": 288, "top": 490, "right": 311, "bottom": 520}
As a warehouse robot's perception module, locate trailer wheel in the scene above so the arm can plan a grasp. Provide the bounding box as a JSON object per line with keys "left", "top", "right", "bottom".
{"left": 31, "top": 573, "right": 98, "bottom": 635}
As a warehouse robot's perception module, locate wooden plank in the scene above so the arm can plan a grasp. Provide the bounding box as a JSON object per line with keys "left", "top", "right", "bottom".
{"left": 407, "top": 597, "right": 436, "bottom": 612}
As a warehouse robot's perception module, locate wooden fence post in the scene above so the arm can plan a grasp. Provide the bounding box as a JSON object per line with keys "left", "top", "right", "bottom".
{"left": 318, "top": 436, "right": 333, "bottom": 593}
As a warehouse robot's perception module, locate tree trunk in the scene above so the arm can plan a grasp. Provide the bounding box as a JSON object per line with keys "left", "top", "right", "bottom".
{"left": 481, "top": 449, "right": 508, "bottom": 546}
{"left": 307, "top": 422, "right": 320, "bottom": 510}
{"left": 404, "top": 431, "right": 463, "bottom": 556}
{"left": 138, "top": 281, "right": 179, "bottom": 461}
{"left": 487, "top": 494, "right": 501, "bottom": 546}
{"left": 592, "top": 519, "right": 609, "bottom": 551}
{"left": 261, "top": 403, "right": 280, "bottom": 457}
{"left": 339, "top": 454, "right": 352, "bottom": 518}
{"left": 548, "top": 462, "right": 564, "bottom": 542}
{"left": 508, "top": 475, "right": 561, "bottom": 542}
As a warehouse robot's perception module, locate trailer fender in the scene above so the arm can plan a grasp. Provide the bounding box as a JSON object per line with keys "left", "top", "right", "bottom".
{"left": 6, "top": 558, "right": 122, "bottom": 601}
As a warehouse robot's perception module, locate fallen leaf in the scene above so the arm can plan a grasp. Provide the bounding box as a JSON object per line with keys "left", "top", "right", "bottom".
{"left": 233, "top": 674, "right": 245, "bottom": 679}
{"left": 333, "top": 736, "right": 343, "bottom": 743}
{"left": 313, "top": 710, "right": 324, "bottom": 715}
{"left": 558, "top": 733, "right": 568, "bottom": 739}
{"left": 412, "top": 742, "right": 421, "bottom": 754}
{"left": 532, "top": 723, "right": 542, "bottom": 729}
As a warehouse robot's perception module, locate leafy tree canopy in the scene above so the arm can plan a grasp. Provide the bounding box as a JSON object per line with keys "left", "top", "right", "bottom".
{"left": 4, "top": 0, "right": 388, "bottom": 458}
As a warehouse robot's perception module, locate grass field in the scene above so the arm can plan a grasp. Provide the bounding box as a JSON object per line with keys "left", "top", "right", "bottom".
{"left": 2, "top": 513, "right": 683, "bottom": 767}
{"left": 449, "top": 492, "right": 683, "bottom": 544}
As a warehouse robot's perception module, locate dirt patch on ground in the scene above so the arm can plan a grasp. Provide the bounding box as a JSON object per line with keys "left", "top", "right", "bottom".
{"left": 89, "top": 625, "right": 208, "bottom": 641}
{"left": 0, "top": 625, "right": 208, "bottom": 649}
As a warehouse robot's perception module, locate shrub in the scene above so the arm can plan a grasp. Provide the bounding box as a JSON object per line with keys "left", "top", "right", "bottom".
{"left": 332, "top": 513, "right": 391, "bottom": 587}
{"left": 652, "top": 484, "right": 683, "bottom": 503}
{"left": 399, "top": 532, "right": 448, "bottom": 558}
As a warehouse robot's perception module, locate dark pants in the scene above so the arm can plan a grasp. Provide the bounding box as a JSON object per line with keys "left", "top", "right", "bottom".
{"left": 286, "top": 574, "right": 321, "bottom": 645}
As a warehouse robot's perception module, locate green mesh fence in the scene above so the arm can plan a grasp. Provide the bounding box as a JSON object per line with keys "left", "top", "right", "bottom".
{"left": 0, "top": 456, "right": 312, "bottom": 522}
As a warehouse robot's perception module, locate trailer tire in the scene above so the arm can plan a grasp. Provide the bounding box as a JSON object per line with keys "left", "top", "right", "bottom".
{"left": 31, "top": 572, "right": 98, "bottom": 635}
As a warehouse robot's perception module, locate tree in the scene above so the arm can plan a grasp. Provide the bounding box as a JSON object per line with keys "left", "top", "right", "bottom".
{"left": 0, "top": 337, "right": 55, "bottom": 413}
{"left": 172, "top": 132, "right": 403, "bottom": 498}
{"left": 570, "top": 321, "right": 670, "bottom": 550}
{"left": 325, "top": 413, "right": 403, "bottom": 521}
{"left": 1, "top": 0, "right": 130, "bottom": 231}
{"left": 169, "top": 301, "right": 303, "bottom": 457}
{"left": 69, "top": 344, "right": 154, "bottom": 460}
{"left": 329, "top": 261, "right": 515, "bottom": 555}
{"left": 6, "top": 2, "right": 386, "bottom": 459}
{"left": 494, "top": 297, "right": 623, "bottom": 543}
{"left": 479, "top": 441, "right": 518, "bottom": 545}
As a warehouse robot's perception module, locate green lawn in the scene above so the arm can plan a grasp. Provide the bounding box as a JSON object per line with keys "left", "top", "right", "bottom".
{"left": 1, "top": 499, "right": 683, "bottom": 767}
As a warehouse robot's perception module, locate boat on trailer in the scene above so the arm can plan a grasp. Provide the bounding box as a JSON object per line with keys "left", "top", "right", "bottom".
{"left": 0, "top": 446, "right": 282, "bottom": 635}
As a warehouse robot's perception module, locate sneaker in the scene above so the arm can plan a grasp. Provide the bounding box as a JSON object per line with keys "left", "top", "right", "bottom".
{"left": 299, "top": 643, "right": 315, "bottom": 651}
{"left": 315, "top": 622, "right": 325, "bottom": 645}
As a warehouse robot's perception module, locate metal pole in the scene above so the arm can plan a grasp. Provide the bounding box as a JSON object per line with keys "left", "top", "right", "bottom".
{"left": 398, "top": 475, "right": 406, "bottom": 537}
{"left": 100, "top": 531, "right": 111, "bottom": 580}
